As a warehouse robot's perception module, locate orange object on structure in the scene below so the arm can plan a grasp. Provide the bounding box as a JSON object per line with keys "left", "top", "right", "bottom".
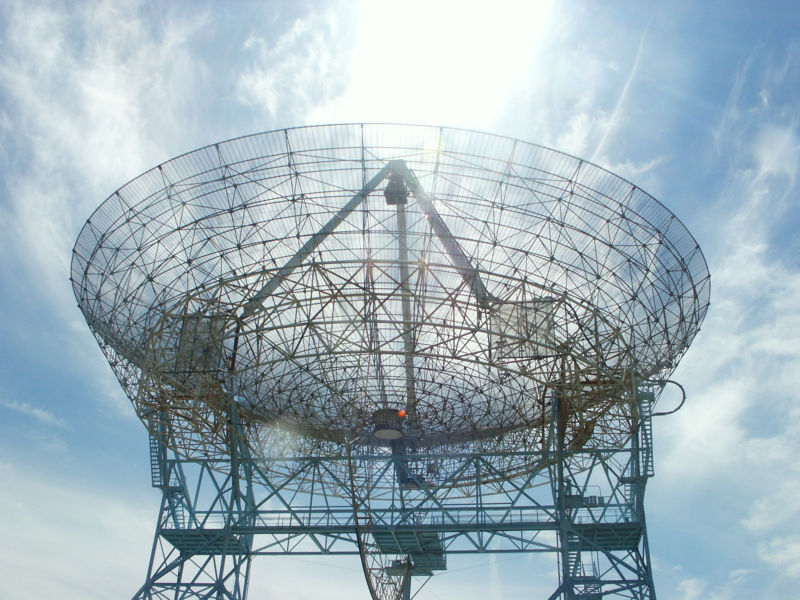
{"left": 397, "top": 410, "right": 406, "bottom": 418}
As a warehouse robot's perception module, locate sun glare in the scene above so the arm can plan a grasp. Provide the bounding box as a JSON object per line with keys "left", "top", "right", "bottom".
{"left": 313, "top": 1, "right": 555, "bottom": 127}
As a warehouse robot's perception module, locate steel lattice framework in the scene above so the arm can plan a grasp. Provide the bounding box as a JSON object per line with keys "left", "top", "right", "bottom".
{"left": 71, "top": 124, "right": 710, "bottom": 600}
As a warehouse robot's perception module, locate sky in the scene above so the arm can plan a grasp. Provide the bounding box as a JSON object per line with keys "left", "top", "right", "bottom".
{"left": 0, "top": 0, "right": 799, "bottom": 598}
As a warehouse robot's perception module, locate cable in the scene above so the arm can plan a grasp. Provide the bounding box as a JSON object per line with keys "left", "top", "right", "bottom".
{"left": 651, "top": 379, "right": 686, "bottom": 416}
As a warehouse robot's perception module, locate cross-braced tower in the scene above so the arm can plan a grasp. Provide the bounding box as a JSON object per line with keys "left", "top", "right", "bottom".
{"left": 71, "top": 124, "right": 710, "bottom": 600}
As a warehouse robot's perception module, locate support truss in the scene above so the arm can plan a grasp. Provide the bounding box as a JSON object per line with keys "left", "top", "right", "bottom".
{"left": 135, "top": 405, "right": 255, "bottom": 600}
{"left": 134, "top": 390, "right": 656, "bottom": 599}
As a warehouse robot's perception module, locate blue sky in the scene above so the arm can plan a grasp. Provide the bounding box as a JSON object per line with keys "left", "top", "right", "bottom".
{"left": 0, "top": 1, "right": 798, "bottom": 598}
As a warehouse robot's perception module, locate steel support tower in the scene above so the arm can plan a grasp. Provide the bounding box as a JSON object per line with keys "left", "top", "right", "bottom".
{"left": 135, "top": 386, "right": 656, "bottom": 599}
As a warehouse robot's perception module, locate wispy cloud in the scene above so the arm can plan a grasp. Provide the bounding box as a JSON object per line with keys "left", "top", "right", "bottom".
{"left": 0, "top": 1, "right": 209, "bottom": 415}
{"left": 655, "top": 40, "right": 800, "bottom": 595}
{"left": 0, "top": 397, "right": 67, "bottom": 428}
{"left": 673, "top": 568, "right": 755, "bottom": 600}
{"left": 0, "top": 461, "right": 154, "bottom": 598}
{"left": 591, "top": 13, "right": 652, "bottom": 162}
{"left": 743, "top": 477, "right": 800, "bottom": 533}
{"left": 0, "top": 1, "right": 209, "bottom": 311}
{"left": 600, "top": 154, "right": 672, "bottom": 186}
{"left": 0, "top": 392, "right": 70, "bottom": 454}
{"left": 712, "top": 43, "right": 761, "bottom": 155}
{"left": 236, "top": 6, "right": 352, "bottom": 123}
{"left": 752, "top": 125, "right": 799, "bottom": 189}
{"left": 757, "top": 536, "right": 800, "bottom": 578}
{"left": 660, "top": 38, "right": 800, "bottom": 475}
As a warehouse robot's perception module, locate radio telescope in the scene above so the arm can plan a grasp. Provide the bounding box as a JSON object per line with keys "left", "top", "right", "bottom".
{"left": 72, "top": 124, "right": 709, "bottom": 600}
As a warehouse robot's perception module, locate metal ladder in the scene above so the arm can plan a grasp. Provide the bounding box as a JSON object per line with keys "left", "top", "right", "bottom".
{"left": 567, "top": 534, "right": 602, "bottom": 600}
{"left": 639, "top": 391, "right": 655, "bottom": 478}
{"left": 149, "top": 431, "right": 164, "bottom": 487}
{"left": 150, "top": 430, "right": 187, "bottom": 529}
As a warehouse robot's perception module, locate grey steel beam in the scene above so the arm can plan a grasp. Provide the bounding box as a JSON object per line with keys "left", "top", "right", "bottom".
{"left": 206, "top": 520, "right": 564, "bottom": 535}
{"left": 392, "top": 160, "right": 493, "bottom": 309}
{"left": 240, "top": 162, "right": 394, "bottom": 319}
{"left": 395, "top": 202, "right": 419, "bottom": 424}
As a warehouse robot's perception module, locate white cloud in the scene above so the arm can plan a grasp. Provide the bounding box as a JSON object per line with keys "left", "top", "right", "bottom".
{"left": 0, "top": 393, "right": 70, "bottom": 453}
{"left": 651, "top": 41, "right": 800, "bottom": 599}
{"left": 0, "top": 461, "right": 155, "bottom": 599}
{"left": 0, "top": 0, "right": 208, "bottom": 316}
{"left": 671, "top": 569, "right": 756, "bottom": 600}
{"left": 0, "top": 1, "right": 209, "bottom": 415}
{"left": 590, "top": 13, "right": 651, "bottom": 163}
{"left": 0, "top": 397, "right": 67, "bottom": 428}
{"left": 752, "top": 125, "right": 799, "bottom": 186}
{"left": 712, "top": 44, "right": 759, "bottom": 154}
{"left": 743, "top": 478, "right": 800, "bottom": 533}
{"left": 658, "top": 37, "right": 800, "bottom": 479}
{"left": 600, "top": 154, "right": 672, "bottom": 188}
{"left": 757, "top": 536, "right": 800, "bottom": 578}
{"left": 677, "top": 577, "right": 706, "bottom": 600}
{"left": 236, "top": 6, "right": 352, "bottom": 122}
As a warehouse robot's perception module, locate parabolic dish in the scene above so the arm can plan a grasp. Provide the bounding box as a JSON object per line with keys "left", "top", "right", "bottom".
{"left": 71, "top": 124, "right": 710, "bottom": 459}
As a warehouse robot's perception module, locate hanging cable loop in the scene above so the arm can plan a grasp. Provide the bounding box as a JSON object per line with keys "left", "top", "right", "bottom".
{"left": 652, "top": 379, "right": 687, "bottom": 416}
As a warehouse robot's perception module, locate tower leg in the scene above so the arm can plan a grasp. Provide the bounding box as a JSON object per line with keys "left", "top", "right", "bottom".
{"left": 402, "top": 574, "right": 412, "bottom": 600}
{"left": 133, "top": 496, "right": 252, "bottom": 600}
{"left": 135, "top": 408, "right": 254, "bottom": 599}
{"left": 549, "top": 387, "right": 657, "bottom": 600}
